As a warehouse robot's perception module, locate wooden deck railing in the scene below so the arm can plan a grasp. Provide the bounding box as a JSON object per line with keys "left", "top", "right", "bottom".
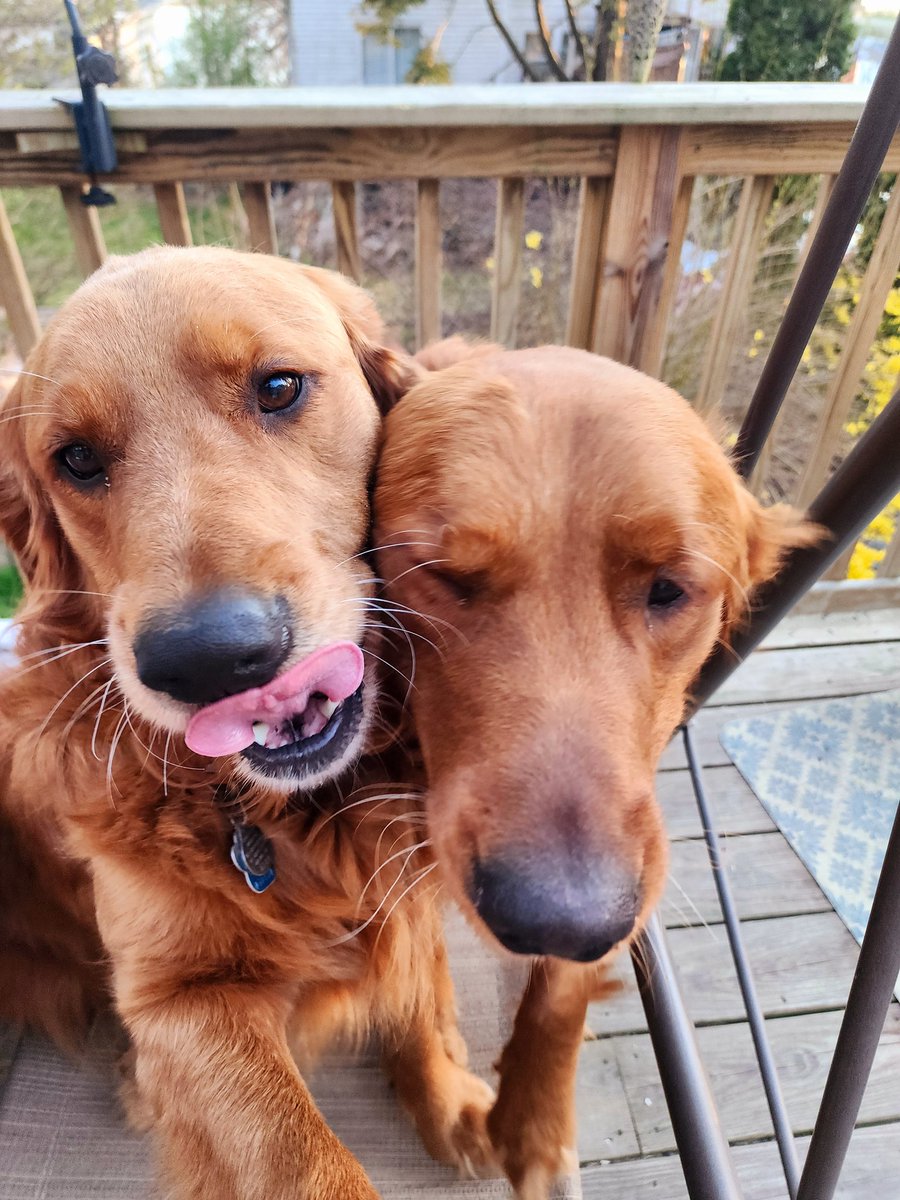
{"left": 1, "top": 83, "right": 899, "bottom": 579}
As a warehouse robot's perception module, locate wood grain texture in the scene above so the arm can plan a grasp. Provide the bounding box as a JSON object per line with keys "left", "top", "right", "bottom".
{"left": 683, "top": 123, "right": 900, "bottom": 175}
{"left": 581, "top": 1122, "right": 900, "bottom": 1197}
{"left": 0, "top": 190, "right": 41, "bottom": 356}
{"left": 490, "top": 177, "right": 525, "bottom": 348}
{"left": 662, "top": 832, "right": 830, "bottom": 927}
{"left": 708, "top": 639, "right": 900, "bottom": 708}
{"left": 639, "top": 172, "right": 694, "bottom": 377}
{"left": 0, "top": 127, "right": 618, "bottom": 187}
{"left": 240, "top": 182, "right": 277, "bottom": 254}
{"left": 611, "top": 1005, "right": 900, "bottom": 1154}
{"left": 882, "top": 523, "right": 900, "bottom": 579}
{"left": 415, "top": 179, "right": 442, "bottom": 349}
{"left": 565, "top": 176, "right": 610, "bottom": 350}
{"left": 331, "top": 181, "right": 362, "bottom": 282}
{"left": 588, "top": 910, "right": 863, "bottom": 1037}
{"left": 59, "top": 185, "right": 106, "bottom": 278}
{"left": 591, "top": 125, "right": 682, "bottom": 368}
{"left": 695, "top": 175, "right": 774, "bottom": 415}
{"left": 152, "top": 181, "right": 192, "bottom": 246}
{"left": 656, "top": 764, "right": 775, "bottom": 842}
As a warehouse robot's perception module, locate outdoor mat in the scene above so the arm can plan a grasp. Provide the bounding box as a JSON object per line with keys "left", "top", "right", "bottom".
{"left": 719, "top": 688, "right": 900, "bottom": 1000}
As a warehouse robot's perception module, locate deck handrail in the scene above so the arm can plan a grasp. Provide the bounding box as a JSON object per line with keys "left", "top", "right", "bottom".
{"left": 1, "top": 83, "right": 898, "bottom": 578}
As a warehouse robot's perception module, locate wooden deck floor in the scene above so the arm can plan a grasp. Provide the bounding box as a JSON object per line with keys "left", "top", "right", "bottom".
{"left": 573, "top": 584, "right": 900, "bottom": 1199}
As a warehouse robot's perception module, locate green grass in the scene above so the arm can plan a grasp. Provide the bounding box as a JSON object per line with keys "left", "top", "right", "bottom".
{"left": 0, "top": 564, "right": 22, "bottom": 618}
{"left": 1, "top": 184, "right": 250, "bottom": 315}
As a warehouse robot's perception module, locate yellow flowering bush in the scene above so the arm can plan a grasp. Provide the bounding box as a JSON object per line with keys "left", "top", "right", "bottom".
{"left": 841, "top": 283, "right": 900, "bottom": 579}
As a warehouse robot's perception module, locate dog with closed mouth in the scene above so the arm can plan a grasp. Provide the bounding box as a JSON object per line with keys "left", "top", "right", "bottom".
{"left": 0, "top": 250, "right": 496, "bottom": 1199}
{"left": 374, "top": 339, "right": 818, "bottom": 1198}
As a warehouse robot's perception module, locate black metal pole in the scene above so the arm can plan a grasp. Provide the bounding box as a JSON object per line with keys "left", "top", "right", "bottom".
{"left": 633, "top": 914, "right": 744, "bottom": 1200}
{"left": 733, "top": 14, "right": 900, "bottom": 478}
{"left": 684, "top": 724, "right": 801, "bottom": 1198}
{"left": 692, "top": 383, "right": 900, "bottom": 710}
{"left": 797, "top": 801, "right": 900, "bottom": 1200}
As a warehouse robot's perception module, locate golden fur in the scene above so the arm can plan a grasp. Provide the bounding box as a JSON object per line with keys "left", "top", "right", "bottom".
{"left": 374, "top": 340, "right": 818, "bottom": 1197}
{"left": 0, "top": 251, "right": 494, "bottom": 1199}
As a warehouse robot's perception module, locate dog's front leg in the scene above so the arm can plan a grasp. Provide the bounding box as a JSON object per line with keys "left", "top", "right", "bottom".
{"left": 93, "top": 868, "right": 379, "bottom": 1200}
{"left": 488, "top": 957, "right": 616, "bottom": 1200}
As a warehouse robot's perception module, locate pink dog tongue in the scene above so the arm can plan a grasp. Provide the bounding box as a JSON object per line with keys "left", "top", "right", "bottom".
{"left": 184, "top": 642, "right": 364, "bottom": 758}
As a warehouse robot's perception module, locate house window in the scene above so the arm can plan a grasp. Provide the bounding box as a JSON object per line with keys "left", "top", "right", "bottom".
{"left": 362, "top": 27, "right": 421, "bottom": 84}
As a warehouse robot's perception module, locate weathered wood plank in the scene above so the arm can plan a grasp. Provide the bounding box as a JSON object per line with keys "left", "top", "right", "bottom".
{"left": 240, "top": 182, "right": 277, "bottom": 254}
{"left": 683, "top": 122, "right": 900, "bottom": 175}
{"left": 0, "top": 127, "right": 619, "bottom": 187}
{"left": 639, "top": 172, "right": 694, "bottom": 377}
{"left": 662, "top": 832, "right": 830, "bottom": 928}
{"left": 591, "top": 125, "right": 682, "bottom": 368}
{"left": 415, "top": 179, "right": 442, "bottom": 349}
{"left": 792, "top": 578, "right": 900, "bottom": 615}
{"left": 656, "top": 764, "right": 775, "bottom": 842}
{"left": 574, "top": 1031, "right": 641, "bottom": 1162}
{"left": 758, "top": 607, "right": 900, "bottom": 650}
{"left": 588, "top": 911, "right": 861, "bottom": 1037}
{"left": 695, "top": 174, "right": 774, "bottom": 415}
{"left": 795, "top": 179, "right": 900, "bottom": 508}
{"left": 580, "top": 1122, "right": 900, "bottom": 1198}
{"left": 152, "top": 181, "right": 192, "bottom": 246}
{"left": 490, "top": 177, "right": 525, "bottom": 348}
{"left": 610, "top": 1005, "right": 900, "bottom": 1154}
{"left": 710, "top": 640, "right": 900, "bottom": 707}
{"left": 331, "top": 181, "right": 362, "bottom": 282}
{"left": 0, "top": 191, "right": 41, "bottom": 357}
{"left": 59, "top": 185, "right": 106, "bottom": 278}
{"left": 565, "top": 176, "right": 609, "bottom": 350}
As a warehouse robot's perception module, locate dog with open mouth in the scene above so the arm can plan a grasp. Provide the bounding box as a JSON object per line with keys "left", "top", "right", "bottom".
{"left": 0, "top": 250, "right": 496, "bottom": 1199}
{"left": 374, "top": 340, "right": 819, "bottom": 1198}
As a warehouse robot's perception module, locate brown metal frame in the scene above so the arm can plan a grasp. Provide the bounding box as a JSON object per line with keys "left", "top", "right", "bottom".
{"left": 629, "top": 18, "right": 900, "bottom": 1199}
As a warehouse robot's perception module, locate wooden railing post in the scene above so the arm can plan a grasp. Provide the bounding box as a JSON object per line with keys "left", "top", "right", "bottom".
{"left": 565, "top": 177, "right": 610, "bottom": 351}
{"left": 0, "top": 192, "right": 41, "bottom": 358}
{"left": 240, "top": 183, "right": 277, "bottom": 254}
{"left": 490, "top": 178, "right": 525, "bottom": 349}
{"left": 331, "top": 182, "right": 362, "bottom": 282}
{"left": 591, "top": 126, "right": 683, "bottom": 369}
{"left": 153, "top": 182, "right": 192, "bottom": 246}
{"left": 415, "top": 179, "right": 442, "bottom": 350}
{"left": 694, "top": 174, "right": 775, "bottom": 416}
{"left": 59, "top": 185, "right": 106, "bottom": 278}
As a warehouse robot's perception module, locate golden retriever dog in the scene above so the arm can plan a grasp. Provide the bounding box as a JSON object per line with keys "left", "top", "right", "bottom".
{"left": 373, "top": 340, "right": 817, "bottom": 1198}
{"left": 0, "top": 250, "right": 496, "bottom": 1199}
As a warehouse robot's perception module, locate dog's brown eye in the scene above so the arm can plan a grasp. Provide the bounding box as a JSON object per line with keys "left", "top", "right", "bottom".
{"left": 257, "top": 372, "right": 305, "bottom": 414}
{"left": 57, "top": 442, "right": 106, "bottom": 486}
{"left": 648, "top": 578, "right": 685, "bottom": 609}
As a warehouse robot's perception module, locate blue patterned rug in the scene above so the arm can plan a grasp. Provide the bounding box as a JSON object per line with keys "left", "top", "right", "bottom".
{"left": 720, "top": 690, "right": 900, "bottom": 1000}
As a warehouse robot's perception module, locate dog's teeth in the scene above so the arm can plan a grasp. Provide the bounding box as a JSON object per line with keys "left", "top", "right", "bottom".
{"left": 319, "top": 698, "right": 338, "bottom": 720}
{"left": 252, "top": 721, "right": 270, "bottom": 747}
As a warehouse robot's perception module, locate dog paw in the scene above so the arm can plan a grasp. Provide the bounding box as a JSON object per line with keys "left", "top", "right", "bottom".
{"left": 414, "top": 1064, "right": 501, "bottom": 1178}
{"left": 488, "top": 1099, "right": 577, "bottom": 1198}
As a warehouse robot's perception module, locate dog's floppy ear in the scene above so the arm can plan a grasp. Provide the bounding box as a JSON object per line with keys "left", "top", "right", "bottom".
{"left": 0, "top": 383, "right": 82, "bottom": 627}
{"left": 722, "top": 484, "right": 824, "bottom": 631}
{"left": 302, "top": 265, "right": 424, "bottom": 414}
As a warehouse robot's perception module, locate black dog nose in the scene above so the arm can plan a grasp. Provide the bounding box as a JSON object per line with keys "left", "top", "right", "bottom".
{"left": 469, "top": 851, "right": 639, "bottom": 963}
{"left": 134, "top": 590, "right": 292, "bottom": 705}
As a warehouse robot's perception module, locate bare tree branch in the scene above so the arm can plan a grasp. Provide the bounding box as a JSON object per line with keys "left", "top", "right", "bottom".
{"left": 533, "top": 0, "right": 570, "bottom": 80}
{"left": 562, "top": 0, "right": 588, "bottom": 77}
{"left": 483, "top": 0, "right": 540, "bottom": 80}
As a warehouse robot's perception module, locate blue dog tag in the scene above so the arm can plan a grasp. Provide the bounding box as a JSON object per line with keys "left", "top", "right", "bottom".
{"left": 230, "top": 822, "right": 276, "bottom": 893}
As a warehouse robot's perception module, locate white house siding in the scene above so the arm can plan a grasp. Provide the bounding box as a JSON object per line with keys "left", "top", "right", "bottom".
{"left": 289, "top": 0, "right": 597, "bottom": 86}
